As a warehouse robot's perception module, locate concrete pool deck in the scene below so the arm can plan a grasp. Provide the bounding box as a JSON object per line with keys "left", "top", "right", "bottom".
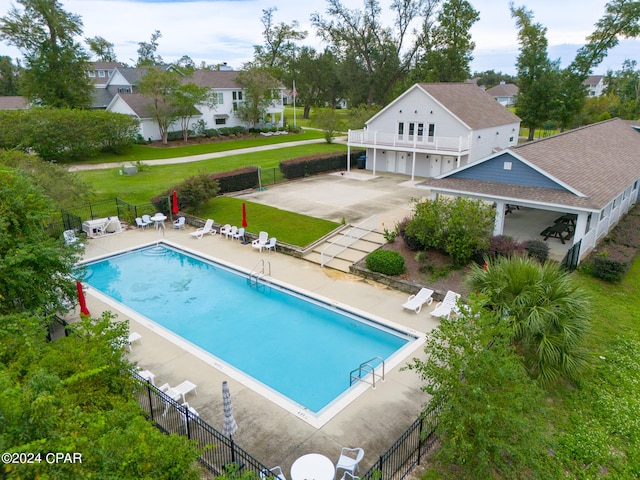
{"left": 80, "top": 219, "right": 441, "bottom": 474}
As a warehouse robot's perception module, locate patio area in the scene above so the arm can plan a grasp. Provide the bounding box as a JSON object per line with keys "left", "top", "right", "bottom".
{"left": 79, "top": 224, "right": 440, "bottom": 474}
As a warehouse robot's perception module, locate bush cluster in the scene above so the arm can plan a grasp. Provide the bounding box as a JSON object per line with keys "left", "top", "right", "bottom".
{"left": 584, "top": 204, "right": 640, "bottom": 281}
{"left": 280, "top": 150, "right": 365, "bottom": 180}
{"left": 0, "top": 109, "right": 139, "bottom": 161}
{"left": 365, "top": 250, "right": 406, "bottom": 276}
{"left": 474, "top": 236, "right": 550, "bottom": 264}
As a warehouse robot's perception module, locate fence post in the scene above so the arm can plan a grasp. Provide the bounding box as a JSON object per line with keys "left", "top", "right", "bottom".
{"left": 147, "top": 383, "right": 154, "bottom": 420}
{"left": 185, "top": 408, "right": 191, "bottom": 439}
{"left": 417, "top": 416, "right": 424, "bottom": 465}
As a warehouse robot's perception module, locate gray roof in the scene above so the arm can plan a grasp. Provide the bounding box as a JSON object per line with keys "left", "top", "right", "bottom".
{"left": 485, "top": 83, "right": 519, "bottom": 97}
{"left": 425, "top": 118, "right": 640, "bottom": 211}
{"left": 0, "top": 96, "right": 27, "bottom": 110}
{"left": 115, "top": 93, "right": 201, "bottom": 118}
{"left": 187, "top": 70, "right": 242, "bottom": 89}
{"left": 583, "top": 75, "right": 604, "bottom": 86}
{"left": 418, "top": 83, "right": 521, "bottom": 129}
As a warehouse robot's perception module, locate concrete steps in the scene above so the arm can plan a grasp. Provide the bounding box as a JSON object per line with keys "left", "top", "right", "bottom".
{"left": 303, "top": 228, "right": 387, "bottom": 272}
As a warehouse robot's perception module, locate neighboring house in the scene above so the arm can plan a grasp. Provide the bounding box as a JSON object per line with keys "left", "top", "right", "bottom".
{"left": 89, "top": 62, "right": 285, "bottom": 140}
{"left": 485, "top": 82, "right": 519, "bottom": 106}
{"left": 418, "top": 118, "right": 640, "bottom": 264}
{"left": 347, "top": 83, "right": 521, "bottom": 179}
{"left": 583, "top": 75, "right": 607, "bottom": 97}
{"left": 0, "top": 96, "right": 27, "bottom": 110}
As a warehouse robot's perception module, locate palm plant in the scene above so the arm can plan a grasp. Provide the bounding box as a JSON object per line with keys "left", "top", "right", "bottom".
{"left": 467, "top": 255, "right": 591, "bottom": 385}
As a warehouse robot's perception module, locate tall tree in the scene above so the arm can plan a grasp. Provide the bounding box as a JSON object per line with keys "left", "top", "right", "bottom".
{"left": 510, "top": 4, "right": 561, "bottom": 141}
{"left": 136, "top": 30, "right": 163, "bottom": 67}
{"left": 605, "top": 59, "right": 640, "bottom": 118}
{"left": 137, "top": 67, "right": 180, "bottom": 144}
{"left": 235, "top": 67, "right": 281, "bottom": 129}
{"left": 414, "top": 0, "right": 479, "bottom": 82}
{"left": 253, "top": 7, "right": 307, "bottom": 79}
{"left": 86, "top": 35, "right": 117, "bottom": 62}
{"left": 0, "top": 0, "right": 92, "bottom": 108}
{"left": 311, "top": 0, "right": 438, "bottom": 106}
{"left": 173, "top": 82, "right": 212, "bottom": 142}
{"left": 0, "top": 55, "right": 20, "bottom": 95}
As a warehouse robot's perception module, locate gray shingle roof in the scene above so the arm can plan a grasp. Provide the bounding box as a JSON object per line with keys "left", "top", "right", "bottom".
{"left": 187, "top": 70, "right": 242, "bottom": 89}
{"left": 418, "top": 83, "right": 521, "bottom": 129}
{"left": 0, "top": 96, "right": 26, "bottom": 110}
{"left": 485, "top": 83, "right": 519, "bottom": 97}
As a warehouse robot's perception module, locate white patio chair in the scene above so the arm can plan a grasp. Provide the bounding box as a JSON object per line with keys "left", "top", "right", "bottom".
{"left": 259, "top": 466, "right": 286, "bottom": 480}
{"left": 336, "top": 447, "right": 364, "bottom": 476}
{"left": 252, "top": 231, "right": 269, "bottom": 251}
{"left": 135, "top": 217, "right": 150, "bottom": 229}
{"left": 227, "top": 225, "right": 238, "bottom": 239}
{"left": 401, "top": 288, "right": 434, "bottom": 314}
{"left": 159, "top": 380, "right": 197, "bottom": 404}
{"left": 264, "top": 237, "right": 276, "bottom": 253}
{"left": 340, "top": 472, "right": 360, "bottom": 480}
{"left": 63, "top": 229, "right": 83, "bottom": 247}
{"left": 219, "top": 224, "right": 232, "bottom": 238}
{"left": 232, "top": 227, "right": 245, "bottom": 242}
{"left": 430, "top": 290, "right": 461, "bottom": 320}
{"left": 189, "top": 219, "right": 216, "bottom": 239}
{"left": 173, "top": 216, "right": 185, "bottom": 230}
{"left": 142, "top": 214, "right": 153, "bottom": 226}
{"left": 128, "top": 332, "right": 142, "bottom": 351}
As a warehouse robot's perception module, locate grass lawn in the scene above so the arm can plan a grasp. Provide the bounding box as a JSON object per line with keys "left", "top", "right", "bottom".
{"left": 542, "top": 265, "right": 640, "bottom": 477}
{"left": 198, "top": 196, "right": 339, "bottom": 247}
{"left": 78, "top": 143, "right": 347, "bottom": 205}
{"left": 66, "top": 129, "right": 327, "bottom": 164}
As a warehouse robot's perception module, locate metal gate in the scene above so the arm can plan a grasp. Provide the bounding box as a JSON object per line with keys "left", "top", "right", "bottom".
{"left": 561, "top": 239, "right": 581, "bottom": 272}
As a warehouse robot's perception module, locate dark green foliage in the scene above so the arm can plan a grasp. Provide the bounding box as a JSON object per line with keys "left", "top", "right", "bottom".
{"left": 397, "top": 217, "right": 424, "bottom": 251}
{"left": 279, "top": 150, "right": 364, "bottom": 179}
{"left": 486, "top": 235, "right": 524, "bottom": 259}
{"left": 405, "top": 196, "right": 495, "bottom": 266}
{"left": 167, "top": 173, "right": 219, "bottom": 213}
{"left": 210, "top": 167, "right": 259, "bottom": 194}
{"left": 592, "top": 246, "right": 635, "bottom": 281}
{"left": 0, "top": 109, "right": 138, "bottom": 161}
{"left": 366, "top": 249, "right": 406, "bottom": 276}
{"left": 523, "top": 239, "right": 550, "bottom": 263}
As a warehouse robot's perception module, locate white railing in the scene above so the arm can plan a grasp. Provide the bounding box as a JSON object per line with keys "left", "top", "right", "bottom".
{"left": 348, "top": 129, "right": 470, "bottom": 153}
{"left": 320, "top": 214, "right": 378, "bottom": 267}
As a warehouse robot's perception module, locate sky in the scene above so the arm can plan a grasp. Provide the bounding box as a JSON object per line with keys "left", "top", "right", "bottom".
{"left": 0, "top": 0, "right": 638, "bottom": 76}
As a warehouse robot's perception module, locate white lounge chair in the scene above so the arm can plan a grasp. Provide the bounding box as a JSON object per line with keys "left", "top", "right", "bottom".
{"left": 252, "top": 231, "right": 269, "bottom": 251}
{"left": 219, "top": 224, "right": 232, "bottom": 238}
{"left": 128, "top": 331, "right": 142, "bottom": 351}
{"left": 189, "top": 219, "right": 216, "bottom": 239}
{"left": 159, "top": 380, "right": 198, "bottom": 404}
{"left": 336, "top": 447, "right": 364, "bottom": 476}
{"left": 401, "top": 288, "right": 434, "bottom": 314}
{"left": 63, "top": 229, "right": 83, "bottom": 247}
{"left": 430, "top": 290, "right": 461, "bottom": 320}
{"left": 264, "top": 237, "right": 276, "bottom": 253}
{"left": 173, "top": 217, "right": 185, "bottom": 230}
{"left": 260, "top": 466, "right": 286, "bottom": 480}
{"left": 232, "top": 227, "right": 245, "bottom": 242}
{"left": 135, "top": 217, "right": 150, "bottom": 229}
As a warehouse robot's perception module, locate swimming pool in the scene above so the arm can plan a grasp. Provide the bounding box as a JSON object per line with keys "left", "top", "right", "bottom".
{"left": 80, "top": 242, "right": 419, "bottom": 425}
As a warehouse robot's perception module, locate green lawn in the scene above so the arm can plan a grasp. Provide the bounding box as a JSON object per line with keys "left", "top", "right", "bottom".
{"left": 78, "top": 143, "right": 347, "bottom": 205}
{"left": 199, "top": 196, "right": 339, "bottom": 247}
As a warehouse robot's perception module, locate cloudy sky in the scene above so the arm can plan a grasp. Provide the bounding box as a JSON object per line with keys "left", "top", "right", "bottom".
{"left": 0, "top": 0, "right": 638, "bottom": 75}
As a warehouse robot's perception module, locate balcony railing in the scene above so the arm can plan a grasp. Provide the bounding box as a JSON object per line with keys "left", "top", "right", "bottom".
{"left": 348, "top": 129, "right": 470, "bottom": 154}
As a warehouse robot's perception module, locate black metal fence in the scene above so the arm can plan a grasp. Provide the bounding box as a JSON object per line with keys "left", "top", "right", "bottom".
{"left": 561, "top": 239, "right": 582, "bottom": 272}
{"left": 360, "top": 406, "right": 440, "bottom": 480}
{"left": 133, "top": 372, "right": 271, "bottom": 476}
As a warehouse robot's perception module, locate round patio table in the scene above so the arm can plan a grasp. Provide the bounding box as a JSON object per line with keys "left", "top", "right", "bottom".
{"left": 290, "top": 453, "right": 335, "bottom": 480}
{"left": 150, "top": 213, "right": 167, "bottom": 229}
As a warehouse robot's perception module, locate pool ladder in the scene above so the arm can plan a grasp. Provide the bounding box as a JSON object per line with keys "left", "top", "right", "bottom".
{"left": 248, "top": 258, "right": 271, "bottom": 291}
{"left": 350, "top": 356, "right": 385, "bottom": 389}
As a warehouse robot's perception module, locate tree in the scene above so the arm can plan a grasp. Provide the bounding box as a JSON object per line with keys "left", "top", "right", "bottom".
{"left": 605, "top": 59, "right": 640, "bottom": 118}
{"left": 404, "top": 296, "right": 551, "bottom": 478}
{"left": 235, "top": 67, "right": 280, "bottom": 129}
{"left": 136, "top": 30, "right": 163, "bottom": 67}
{"left": 137, "top": 67, "right": 181, "bottom": 144}
{"left": 253, "top": 7, "right": 307, "bottom": 79}
{"left": 173, "top": 82, "right": 212, "bottom": 142}
{"left": 0, "top": 167, "right": 78, "bottom": 315}
{"left": 311, "top": 0, "right": 437, "bottom": 106}
{"left": 511, "top": 4, "right": 561, "bottom": 141}
{"left": 413, "top": 0, "right": 479, "bottom": 82}
{"left": 467, "top": 255, "right": 592, "bottom": 385}
{"left": 0, "top": 0, "right": 93, "bottom": 108}
{"left": 315, "top": 108, "right": 343, "bottom": 143}
{"left": 0, "top": 55, "right": 20, "bottom": 95}
{"left": 86, "top": 35, "right": 117, "bottom": 62}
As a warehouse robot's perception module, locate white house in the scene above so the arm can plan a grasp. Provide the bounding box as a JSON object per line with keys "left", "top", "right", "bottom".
{"left": 347, "top": 83, "right": 521, "bottom": 180}
{"left": 485, "top": 82, "right": 519, "bottom": 106}
{"left": 583, "top": 75, "right": 607, "bottom": 97}
{"left": 419, "top": 118, "right": 640, "bottom": 264}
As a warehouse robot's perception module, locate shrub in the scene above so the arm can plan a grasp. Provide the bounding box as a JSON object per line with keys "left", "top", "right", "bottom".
{"left": 592, "top": 245, "right": 636, "bottom": 282}
{"left": 153, "top": 174, "right": 220, "bottom": 213}
{"left": 365, "top": 250, "right": 406, "bottom": 276}
{"left": 486, "top": 235, "right": 524, "bottom": 259}
{"left": 279, "top": 150, "right": 365, "bottom": 179}
{"left": 398, "top": 217, "right": 424, "bottom": 251}
{"left": 523, "top": 239, "right": 550, "bottom": 263}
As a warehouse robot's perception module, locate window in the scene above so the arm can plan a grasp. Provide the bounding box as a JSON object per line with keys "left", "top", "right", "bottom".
{"left": 428, "top": 123, "right": 435, "bottom": 139}
{"left": 215, "top": 117, "right": 226, "bottom": 125}
{"left": 398, "top": 122, "right": 404, "bottom": 135}
{"left": 98, "top": 70, "right": 105, "bottom": 78}
{"left": 232, "top": 91, "right": 243, "bottom": 111}
{"left": 117, "top": 87, "right": 131, "bottom": 93}
{"left": 417, "top": 123, "right": 424, "bottom": 140}
{"left": 88, "top": 71, "right": 96, "bottom": 77}
{"left": 212, "top": 92, "right": 224, "bottom": 105}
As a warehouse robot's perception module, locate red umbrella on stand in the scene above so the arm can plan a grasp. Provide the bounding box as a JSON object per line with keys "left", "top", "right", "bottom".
{"left": 172, "top": 190, "right": 179, "bottom": 215}
{"left": 241, "top": 202, "right": 247, "bottom": 228}
{"left": 76, "top": 281, "right": 90, "bottom": 316}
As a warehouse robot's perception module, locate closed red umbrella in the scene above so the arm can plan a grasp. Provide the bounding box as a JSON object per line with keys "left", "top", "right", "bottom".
{"left": 76, "top": 281, "right": 90, "bottom": 316}
{"left": 241, "top": 202, "right": 247, "bottom": 228}
{"left": 172, "top": 190, "right": 179, "bottom": 214}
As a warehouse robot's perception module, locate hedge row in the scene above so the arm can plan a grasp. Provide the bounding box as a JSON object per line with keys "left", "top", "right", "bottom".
{"left": 585, "top": 204, "right": 640, "bottom": 281}
{"left": 279, "top": 150, "right": 365, "bottom": 180}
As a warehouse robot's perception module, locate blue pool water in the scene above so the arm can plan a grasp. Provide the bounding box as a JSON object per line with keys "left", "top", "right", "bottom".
{"left": 81, "top": 244, "right": 412, "bottom": 413}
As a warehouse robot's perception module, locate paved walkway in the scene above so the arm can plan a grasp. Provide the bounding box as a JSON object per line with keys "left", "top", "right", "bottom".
{"left": 68, "top": 136, "right": 347, "bottom": 171}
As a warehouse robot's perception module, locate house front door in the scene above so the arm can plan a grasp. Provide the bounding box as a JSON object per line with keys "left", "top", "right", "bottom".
{"left": 396, "top": 154, "right": 406, "bottom": 174}
{"left": 430, "top": 156, "right": 441, "bottom": 177}
{"left": 386, "top": 151, "right": 396, "bottom": 172}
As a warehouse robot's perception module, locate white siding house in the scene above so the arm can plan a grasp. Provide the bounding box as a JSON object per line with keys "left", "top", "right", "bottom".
{"left": 347, "top": 83, "right": 521, "bottom": 180}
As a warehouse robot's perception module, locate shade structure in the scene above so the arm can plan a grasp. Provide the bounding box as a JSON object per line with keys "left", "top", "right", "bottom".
{"left": 76, "top": 281, "right": 90, "bottom": 316}
{"left": 241, "top": 203, "right": 247, "bottom": 228}
{"left": 172, "top": 190, "right": 179, "bottom": 214}
{"left": 221, "top": 381, "right": 238, "bottom": 437}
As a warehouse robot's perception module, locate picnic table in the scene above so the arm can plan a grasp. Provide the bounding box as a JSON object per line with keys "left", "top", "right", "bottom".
{"left": 541, "top": 222, "right": 574, "bottom": 244}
